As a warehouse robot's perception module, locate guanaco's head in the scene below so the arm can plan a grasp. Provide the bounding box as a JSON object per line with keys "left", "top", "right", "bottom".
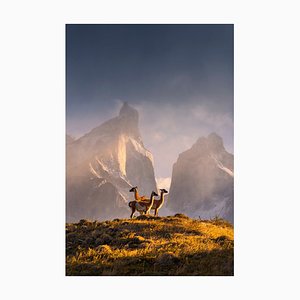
{"left": 129, "top": 186, "right": 138, "bottom": 192}
{"left": 160, "top": 188, "right": 168, "bottom": 194}
{"left": 152, "top": 191, "right": 159, "bottom": 197}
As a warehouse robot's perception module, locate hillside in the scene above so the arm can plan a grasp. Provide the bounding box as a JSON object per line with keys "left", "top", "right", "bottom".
{"left": 66, "top": 214, "right": 233, "bottom": 276}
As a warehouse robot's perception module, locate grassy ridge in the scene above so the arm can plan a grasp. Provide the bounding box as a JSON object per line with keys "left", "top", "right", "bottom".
{"left": 66, "top": 214, "right": 233, "bottom": 276}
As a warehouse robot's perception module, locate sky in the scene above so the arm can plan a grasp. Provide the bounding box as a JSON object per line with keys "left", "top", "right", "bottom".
{"left": 66, "top": 24, "right": 233, "bottom": 179}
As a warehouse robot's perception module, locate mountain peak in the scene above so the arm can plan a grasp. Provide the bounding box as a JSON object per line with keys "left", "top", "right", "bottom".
{"left": 85, "top": 102, "right": 141, "bottom": 140}
{"left": 119, "top": 102, "right": 138, "bottom": 119}
{"left": 169, "top": 132, "right": 233, "bottom": 223}
{"left": 118, "top": 102, "right": 140, "bottom": 139}
{"left": 194, "top": 132, "right": 224, "bottom": 152}
{"left": 207, "top": 132, "right": 224, "bottom": 148}
{"left": 66, "top": 101, "right": 157, "bottom": 222}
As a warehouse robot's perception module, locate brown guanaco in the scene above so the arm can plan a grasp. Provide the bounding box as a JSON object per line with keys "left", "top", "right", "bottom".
{"left": 128, "top": 191, "right": 158, "bottom": 218}
{"left": 149, "top": 189, "right": 168, "bottom": 216}
{"left": 129, "top": 186, "right": 147, "bottom": 201}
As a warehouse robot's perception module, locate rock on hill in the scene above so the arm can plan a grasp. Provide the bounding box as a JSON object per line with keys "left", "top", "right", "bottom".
{"left": 66, "top": 214, "right": 233, "bottom": 276}
{"left": 168, "top": 133, "right": 234, "bottom": 223}
{"left": 66, "top": 103, "right": 157, "bottom": 222}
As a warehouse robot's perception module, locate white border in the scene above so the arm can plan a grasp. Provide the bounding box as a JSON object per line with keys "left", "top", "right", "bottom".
{"left": 1, "top": 1, "right": 300, "bottom": 299}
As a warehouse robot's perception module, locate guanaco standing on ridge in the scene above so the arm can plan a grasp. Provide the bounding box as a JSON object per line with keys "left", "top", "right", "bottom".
{"left": 129, "top": 186, "right": 147, "bottom": 201}
{"left": 128, "top": 191, "right": 158, "bottom": 219}
{"left": 150, "top": 189, "right": 168, "bottom": 216}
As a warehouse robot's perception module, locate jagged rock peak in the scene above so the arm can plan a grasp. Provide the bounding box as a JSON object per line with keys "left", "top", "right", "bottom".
{"left": 117, "top": 102, "right": 140, "bottom": 139}
{"left": 168, "top": 132, "right": 233, "bottom": 223}
{"left": 66, "top": 101, "right": 157, "bottom": 222}
{"left": 85, "top": 102, "right": 141, "bottom": 140}
{"left": 119, "top": 102, "right": 139, "bottom": 120}
{"left": 194, "top": 132, "right": 225, "bottom": 152}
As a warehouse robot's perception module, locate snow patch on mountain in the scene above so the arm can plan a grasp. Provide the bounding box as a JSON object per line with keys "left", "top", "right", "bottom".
{"left": 210, "top": 154, "right": 234, "bottom": 177}
{"left": 129, "top": 137, "right": 154, "bottom": 164}
{"left": 89, "top": 162, "right": 101, "bottom": 178}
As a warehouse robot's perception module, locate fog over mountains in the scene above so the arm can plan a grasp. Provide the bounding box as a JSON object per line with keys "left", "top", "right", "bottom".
{"left": 67, "top": 103, "right": 233, "bottom": 222}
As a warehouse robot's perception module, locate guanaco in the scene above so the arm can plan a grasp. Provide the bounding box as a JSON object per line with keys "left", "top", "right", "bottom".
{"left": 150, "top": 189, "right": 168, "bottom": 216}
{"left": 128, "top": 191, "right": 158, "bottom": 218}
{"left": 129, "top": 186, "right": 147, "bottom": 201}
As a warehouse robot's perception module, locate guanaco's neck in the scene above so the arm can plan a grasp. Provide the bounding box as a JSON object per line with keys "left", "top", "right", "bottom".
{"left": 159, "top": 191, "right": 165, "bottom": 205}
{"left": 150, "top": 193, "right": 155, "bottom": 205}
{"left": 134, "top": 189, "right": 140, "bottom": 200}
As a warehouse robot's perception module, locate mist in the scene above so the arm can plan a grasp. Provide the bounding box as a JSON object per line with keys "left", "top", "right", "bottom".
{"left": 67, "top": 99, "right": 233, "bottom": 179}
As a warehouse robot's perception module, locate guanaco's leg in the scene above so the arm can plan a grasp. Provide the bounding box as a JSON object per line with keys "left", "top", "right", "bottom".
{"left": 130, "top": 207, "right": 136, "bottom": 219}
{"left": 145, "top": 207, "right": 149, "bottom": 215}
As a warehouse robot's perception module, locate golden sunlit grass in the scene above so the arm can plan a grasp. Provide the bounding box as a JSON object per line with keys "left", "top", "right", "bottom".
{"left": 66, "top": 214, "right": 233, "bottom": 276}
